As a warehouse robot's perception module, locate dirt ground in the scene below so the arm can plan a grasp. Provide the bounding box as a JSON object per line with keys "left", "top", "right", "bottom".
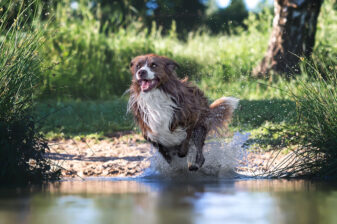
{"left": 46, "top": 133, "right": 286, "bottom": 179}
{"left": 47, "top": 133, "right": 152, "bottom": 178}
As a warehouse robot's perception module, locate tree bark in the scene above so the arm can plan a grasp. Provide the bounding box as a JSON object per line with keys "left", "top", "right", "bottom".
{"left": 253, "top": 0, "right": 323, "bottom": 77}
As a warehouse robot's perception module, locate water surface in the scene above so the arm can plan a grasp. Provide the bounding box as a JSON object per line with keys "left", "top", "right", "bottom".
{"left": 1, "top": 178, "right": 337, "bottom": 224}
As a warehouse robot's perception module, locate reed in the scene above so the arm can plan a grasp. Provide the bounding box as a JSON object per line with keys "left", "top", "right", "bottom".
{"left": 0, "top": 1, "right": 60, "bottom": 185}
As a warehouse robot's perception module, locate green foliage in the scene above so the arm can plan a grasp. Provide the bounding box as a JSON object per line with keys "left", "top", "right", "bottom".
{"left": 148, "top": 0, "right": 207, "bottom": 35}
{"left": 0, "top": 2, "right": 60, "bottom": 185}
{"left": 206, "top": 0, "right": 249, "bottom": 34}
{"left": 38, "top": 1, "right": 273, "bottom": 100}
{"left": 314, "top": 0, "right": 337, "bottom": 66}
{"left": 39, "top": 1, "right": 155, "bottom": 99}
{"left": 92, "top": 0, "right": 145, "bottom": 33}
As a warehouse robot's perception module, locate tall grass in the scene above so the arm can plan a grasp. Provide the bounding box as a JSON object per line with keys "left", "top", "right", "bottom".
{"left": 262, "top": 59, "right": 337, "bottom": 179}
{"left": 296, "top": 60, "right": 337, "bottom": 151}
{"left": 0, "top": 1, "right": 60, "bottom": 185}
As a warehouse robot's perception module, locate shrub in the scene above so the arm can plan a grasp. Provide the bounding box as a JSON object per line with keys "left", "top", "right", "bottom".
{"left": 0, "top": 1, "right": 60, "bottom": 185}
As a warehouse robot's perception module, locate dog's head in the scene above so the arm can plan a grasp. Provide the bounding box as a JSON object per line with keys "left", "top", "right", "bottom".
{"left": 130, "top": 54, "right": 179, "bottom": 92}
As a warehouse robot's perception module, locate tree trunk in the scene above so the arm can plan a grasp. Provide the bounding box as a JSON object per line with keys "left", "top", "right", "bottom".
{"left": 253, "top": 0, "right": 323, "bottom": 77}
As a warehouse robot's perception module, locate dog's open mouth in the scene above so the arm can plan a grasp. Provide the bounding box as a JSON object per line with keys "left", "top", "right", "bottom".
{"left": 139, "top": 79, "right": 158, "bottom": 92}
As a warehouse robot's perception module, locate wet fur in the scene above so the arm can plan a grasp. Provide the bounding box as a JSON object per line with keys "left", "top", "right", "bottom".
{"left": 128, "top": 54, "right": 238, "bottom": 170}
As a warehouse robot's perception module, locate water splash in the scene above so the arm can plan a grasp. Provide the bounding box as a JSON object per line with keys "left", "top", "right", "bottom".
{"left": 142, "top": 132, "right": 250, "bottom": 179}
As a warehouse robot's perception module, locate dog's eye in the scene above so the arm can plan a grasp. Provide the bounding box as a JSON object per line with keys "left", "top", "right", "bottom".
{"left": 136, "top": 64, "right": 141, "bottom": 69}
{"left": 151, "top": 63, "right": 157, "bottom": 68}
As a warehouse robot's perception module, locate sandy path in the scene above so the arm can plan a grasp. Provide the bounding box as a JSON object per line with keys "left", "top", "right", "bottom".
{"left": 47, "top": 133, "right": 152, "bottom": 178}
{"left": 46, "top": 133, "right": 287, "bottom": 179}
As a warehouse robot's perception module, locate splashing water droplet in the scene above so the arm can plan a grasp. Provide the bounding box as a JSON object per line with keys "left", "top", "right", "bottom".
{"left": 141, "top": 132, "right": 250, "bottom": 179}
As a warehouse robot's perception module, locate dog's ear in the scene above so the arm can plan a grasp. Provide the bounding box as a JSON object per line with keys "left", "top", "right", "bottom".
{"left": 164, "top": 58, "right": 179, "bottom": 74}
{"left": 129, "top": 58, "right": 137, "bottom": 75}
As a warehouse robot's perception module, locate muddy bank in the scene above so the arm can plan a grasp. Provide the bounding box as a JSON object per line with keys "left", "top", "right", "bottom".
{"left": 46, "top": 133, "right": 284, "bottom": 179}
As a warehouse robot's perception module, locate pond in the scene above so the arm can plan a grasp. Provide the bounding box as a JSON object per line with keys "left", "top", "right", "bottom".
{"left": 1, "top": 178, "right": 337, "bottom": 224}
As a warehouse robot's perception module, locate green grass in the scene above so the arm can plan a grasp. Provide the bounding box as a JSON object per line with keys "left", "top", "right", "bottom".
{"left": 34, "top": 97, "right": 297, "bottom": 139}
{"left": 34, "top": 99, "right": 133, "bottom": 139}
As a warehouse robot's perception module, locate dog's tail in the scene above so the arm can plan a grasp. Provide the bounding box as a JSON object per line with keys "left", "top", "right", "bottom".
{"left": 208, "top": 97, "right": 239, "bottom": 133}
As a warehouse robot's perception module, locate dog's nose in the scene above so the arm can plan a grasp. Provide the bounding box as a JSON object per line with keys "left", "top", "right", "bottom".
{"left": 138, "top": 70, "right": 148, "bottom": 79}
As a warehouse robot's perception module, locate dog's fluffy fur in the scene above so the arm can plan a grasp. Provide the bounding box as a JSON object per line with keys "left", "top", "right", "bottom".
{"left": 128, "top": 54, "right": 239, "bottom": 170}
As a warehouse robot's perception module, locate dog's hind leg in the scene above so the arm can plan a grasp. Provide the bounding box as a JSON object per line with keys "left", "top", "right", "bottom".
{"left": 187, "top": 126, "right": 207, "bottom": 171}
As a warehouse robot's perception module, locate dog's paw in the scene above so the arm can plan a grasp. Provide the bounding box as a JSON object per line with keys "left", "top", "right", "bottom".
{"left": 187, "top": 143, "right": 205, "bottom": 171}
{"left": 188, "top": 155, "right": 205, "bottom": 171}
{"left": 188, "top": 164, "right": 199, "bottom": 171}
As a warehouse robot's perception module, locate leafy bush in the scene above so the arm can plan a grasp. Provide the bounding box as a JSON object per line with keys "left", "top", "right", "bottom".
{"left": 0, "top": 2, "right": 60, "bottom": 185}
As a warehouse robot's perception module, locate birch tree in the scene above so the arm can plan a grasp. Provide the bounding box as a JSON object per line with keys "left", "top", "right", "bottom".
{"left": 253, "top": 0, "right": 324, "bottom": 77}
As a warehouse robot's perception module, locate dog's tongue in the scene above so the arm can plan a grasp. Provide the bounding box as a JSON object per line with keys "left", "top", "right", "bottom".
{"left": 141, "top": 80, "right": 150, "bottom": 91}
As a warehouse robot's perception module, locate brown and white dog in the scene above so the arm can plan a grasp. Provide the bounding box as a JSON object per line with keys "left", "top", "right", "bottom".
{"left": 128, "top": 54, "right": 239, "bottom": 171}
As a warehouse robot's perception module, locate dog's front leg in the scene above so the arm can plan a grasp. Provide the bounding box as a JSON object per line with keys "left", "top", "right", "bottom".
{"left": 177, "top": 132, "right": 192, "bottom": 158}
{"left": 144, "top": 135, "right": 172, "bottom": 164}
{"left": 187, "top": 126, "right": 207, "bottom": 171}
{"left": 156, "top": 143, "right": 172, "bottom": 164}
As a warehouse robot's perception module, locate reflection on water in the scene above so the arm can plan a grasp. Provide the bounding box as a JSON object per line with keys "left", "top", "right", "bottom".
{"left": 1, "top": 179, "right": 337, "bottom": 224}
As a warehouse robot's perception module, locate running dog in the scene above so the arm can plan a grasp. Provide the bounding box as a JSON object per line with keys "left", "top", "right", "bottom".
{"left": 128, "top": 54, "right": 239, "bottom": 171}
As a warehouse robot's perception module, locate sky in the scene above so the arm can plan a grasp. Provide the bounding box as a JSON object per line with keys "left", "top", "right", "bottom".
{"left": 217, "top": 0, "right": 273, "bottom": 10}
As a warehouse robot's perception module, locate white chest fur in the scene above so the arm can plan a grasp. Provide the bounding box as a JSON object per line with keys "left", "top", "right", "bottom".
{"left": 136, "top": 89, "right": 187, "bottom": 147}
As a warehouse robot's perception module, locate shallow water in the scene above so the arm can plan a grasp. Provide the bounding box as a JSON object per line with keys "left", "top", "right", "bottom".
{"left": 1, "top": 178, "right": 337, "bottom": 224}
